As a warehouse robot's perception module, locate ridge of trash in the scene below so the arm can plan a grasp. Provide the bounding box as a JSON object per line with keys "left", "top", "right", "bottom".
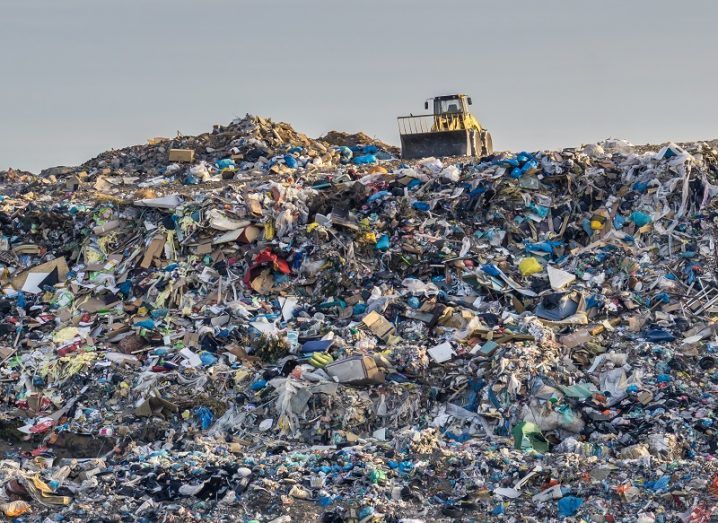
{"left": 1, "top": 115, "right": 718, "bottom": 521}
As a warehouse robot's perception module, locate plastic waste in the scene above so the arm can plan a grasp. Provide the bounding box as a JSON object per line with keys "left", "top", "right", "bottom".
{"left": 0, "top": 501, "right": 32, "bottom": 517}
{"left": 1, "top": 112, "right": 716, "bottom": 522}
{"left": 352, "top": 154, "right": 377, "bottom": 165}
{"left": 376, "top": 234, "right": 391, "bottom": 250}
{"left": 557, "top": 496, "right": 583, "bottom": 517}
{"left": 630, "top": 211, "right": 652, "bottom": 227}
{"left": 283, "top": 154, "right": 298, "bottom": 169}
{"left": 518, "top": 257, "right": 542, "bottom": 276}
{"left": 195, "top": 407, "right": 214, "bottom": 430}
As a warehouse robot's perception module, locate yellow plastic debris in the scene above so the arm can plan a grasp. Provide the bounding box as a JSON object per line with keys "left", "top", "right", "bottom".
{"left": 358, "top": 232, "right": 377, "bottom": 244}
{"left": 31, "top": 475, "right": 72, "bottom": 505}
{"left": 518, "top": 257, "right": 542, "bottom": 276}
{"left": 308, "top": 352, "right": 334, "bottom": 368}
{"left": 52, "top": 327, "right": 79, "bottom": 343}
{"left": 264, "top": 221, "right": 276, "bottom": 240}
{"left": 590, "top": 219, "right": 603, "bottom": 230}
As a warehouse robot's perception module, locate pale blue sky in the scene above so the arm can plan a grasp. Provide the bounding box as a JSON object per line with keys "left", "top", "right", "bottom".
{"left": 1, "top": 0, "right": 717, "bottom": 173}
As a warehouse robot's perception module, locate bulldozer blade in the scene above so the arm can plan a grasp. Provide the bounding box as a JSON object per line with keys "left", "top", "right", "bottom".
{"left": 400, "top": 130, "right": 475, "bottom": 160}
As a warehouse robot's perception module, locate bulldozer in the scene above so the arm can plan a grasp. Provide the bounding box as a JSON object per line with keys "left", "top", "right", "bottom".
{"left": 397, "top": 94, "right": 493, "bottom": 160}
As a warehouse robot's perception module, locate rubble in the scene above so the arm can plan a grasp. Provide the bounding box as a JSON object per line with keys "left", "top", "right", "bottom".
{"left": 1, "top": 117, "right": 718, "bottom": 521}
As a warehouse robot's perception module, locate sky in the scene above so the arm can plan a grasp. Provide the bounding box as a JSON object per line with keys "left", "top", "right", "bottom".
{"left": 1, "top": 0, "right": 717, "bottom": 173}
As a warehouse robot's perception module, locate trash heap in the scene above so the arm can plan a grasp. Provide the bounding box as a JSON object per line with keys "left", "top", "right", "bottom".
{"left": 1, "top": 119, "right": 718, "bottom": 521}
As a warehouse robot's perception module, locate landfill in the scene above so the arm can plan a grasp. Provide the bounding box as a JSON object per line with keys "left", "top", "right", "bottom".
{"left": 1, "top": 115, "right": 718, "bottom": 522}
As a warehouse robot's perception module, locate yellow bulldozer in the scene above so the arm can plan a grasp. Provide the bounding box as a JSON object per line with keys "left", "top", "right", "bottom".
{"left": 397, "top": 94, "right": 493, "bottom": 159}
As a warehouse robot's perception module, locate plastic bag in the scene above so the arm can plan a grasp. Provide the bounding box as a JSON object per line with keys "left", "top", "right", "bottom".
{"left": 557, "top": 496, "right": 583, "bottom": 517}
{"left": 215, "top": 158, "right": 236, "bottom": 170}
{"left": 630, "top": 211, "right": 652, "bottom": 227}
{"left": 284, "top": 154, "right": 298, "bottom": 168}
{"left": 352, "top": 154, "right": 377, "bottom": 165}
{"left": 519, "top": 257, "right": 542, "bottom": 276}
{"left": 439, "top": 165, "right": 460, "bottom": 182}
{"left": 190, "top": 162, "right": 211, "bottom": 180}
{"left": 0, "top": 500, "right": 32, "bottom": 517}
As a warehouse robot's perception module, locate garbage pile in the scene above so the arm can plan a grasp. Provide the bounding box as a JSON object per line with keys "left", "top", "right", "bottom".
{"left": 1, "top": 119, "right": 718, "bottom": 521}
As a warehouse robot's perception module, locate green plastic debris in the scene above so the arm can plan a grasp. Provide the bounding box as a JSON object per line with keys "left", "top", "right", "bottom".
{"left": 368, "top": 468, "right": 386, "bottom": 484}
{"left": 559, "top": 383, "right": 596, "bottom": 400}
{"left": 512, "top": 421, "right": 550, "bottom": 453}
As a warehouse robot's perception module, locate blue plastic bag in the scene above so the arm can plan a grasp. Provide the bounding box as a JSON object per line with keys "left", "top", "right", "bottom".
{"left": 633, "top": 181, "right": 648, "bottom": 193}
{"left": 645, "top": 475, "right": 670, "bottom": 491}
{"left": 375, "top": 234, "right": 390, "bottom": 250}
{"left": 367, "top": 190, "right": 391, "bottom": 203}
{"left": 353, "top": 303, "right": 367, "bottom": 315}
{"left": 134, "top": 319, "right": 156, "bottom": 330}
{"left": 200, "top": 352, "right": 217, "bottom": 366}
{"left": 557, "top": 496, "right": 583, "bottom": 517}
{"left": 118, "top": 281, "right": 132, "bottom": 299}
{"left": 525, "top": 240, "right": 562, "bottom": 256}
{"left": 649, "top": 292, "right": 670, "bottom": 306}
{"left": 407, "top": 296, "right": 421, "bottom": 309}
{"left": 496, "top": 157, "right": 519, "bottom": 168}
{"left": 251, "top": 379, "right": 267, "bottom": 390}
{"left": 521, "top": 158, "right": 539, "bottom": 173}
{"left": 350, "top": 144, "right": 378, "bottom": 155}
{"left": 630, "top": 211, "right": 652, "bottom": 227}
{"left": 215, "top": 158, "right": 236, "bottom": 170}
{"left": 481, "top": 264, "right": 502, "bottom": 277}
{"left": 516, "top": 151, "right": 534, "bottom": 163}
{"left": 283, "top": 154, "right": 298, "bottom": 169}
{"left": 613, "top": 214, "right": 626, "bottom": 229}
{"left": 195, "top": 407, "right": 214, "bottom": 430}
{"left": 352, "top": 154, "right": 377, "bottom": 165}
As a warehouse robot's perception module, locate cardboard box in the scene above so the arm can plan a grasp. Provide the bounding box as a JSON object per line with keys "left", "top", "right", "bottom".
{"left": 12, "top": 257, "right": 69, "bottom": 294}
{"left": 362, "top": 311, "right": 397, "bottom": 342}
{"left": 168, "top": 149, "right": 195, "bottom": 163}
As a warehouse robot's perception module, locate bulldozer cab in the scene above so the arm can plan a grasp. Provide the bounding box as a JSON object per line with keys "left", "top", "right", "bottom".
{"left": 427, "top": 94, "right": 471, "bottom": 115}
{"left": 397, "top": 93, "right": 493, "bottom": 159}
{"left": 428, "top": 95, "right": 476, "bottom": 132}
